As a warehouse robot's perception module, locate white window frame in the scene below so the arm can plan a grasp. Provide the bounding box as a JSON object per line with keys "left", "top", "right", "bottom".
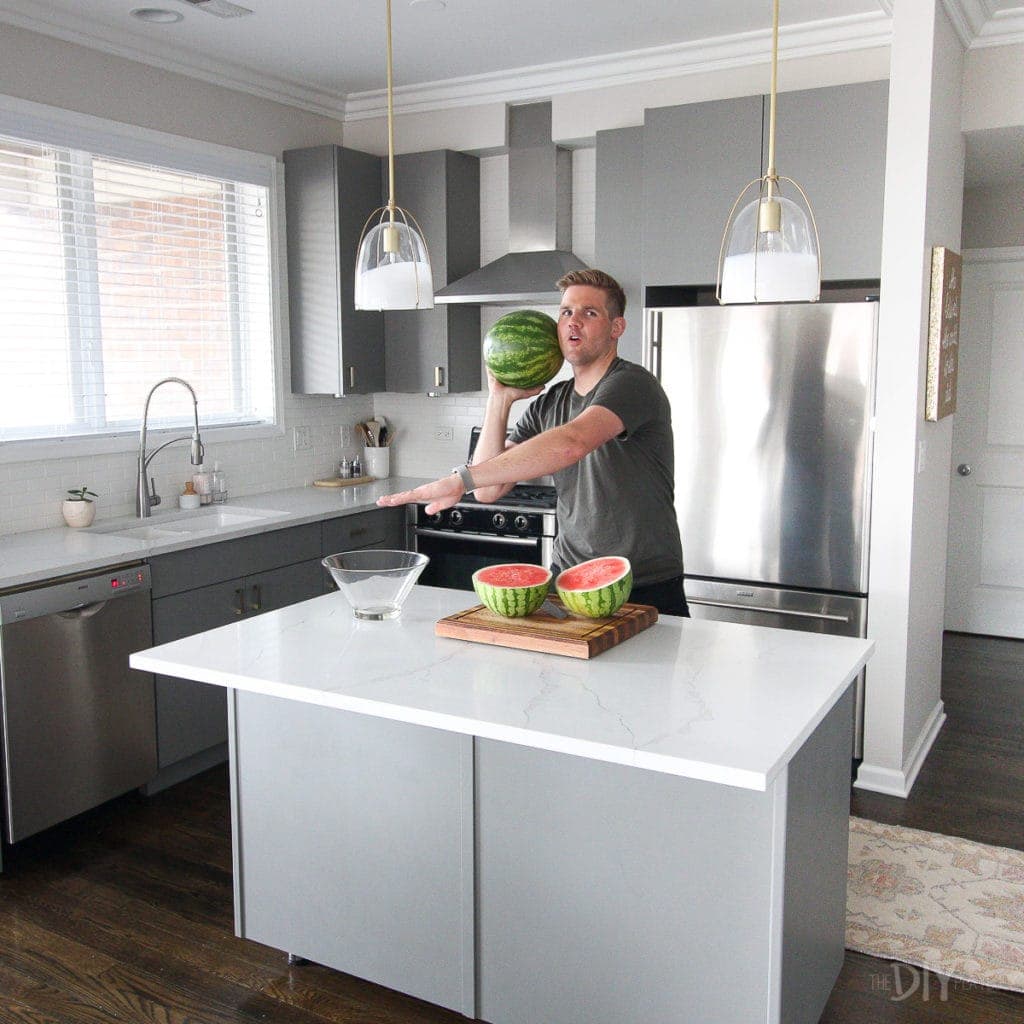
{"left": 0, "top": 93, "right": 287, "bottom": 465}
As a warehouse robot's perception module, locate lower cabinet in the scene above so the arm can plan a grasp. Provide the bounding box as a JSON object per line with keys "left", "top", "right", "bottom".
{"left": 230, "top": 691, "right": 473, "bottom": 1015}
{"left": 148, "top": 510, "right": 411, "bottom": 787}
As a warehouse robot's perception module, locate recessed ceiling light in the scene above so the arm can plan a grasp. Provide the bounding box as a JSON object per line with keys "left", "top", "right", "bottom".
{"left": 130, "top": 8, "right": 185, "bottom": 23}
{"left": 410, "top": 0, "right": 447, "bottom": 10}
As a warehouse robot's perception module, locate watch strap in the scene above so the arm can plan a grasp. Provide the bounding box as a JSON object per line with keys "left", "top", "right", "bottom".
{"left": 452, "top": 463, "right": 476, "bottom": 494}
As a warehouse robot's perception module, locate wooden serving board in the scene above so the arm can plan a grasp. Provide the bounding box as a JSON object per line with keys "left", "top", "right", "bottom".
{"left": 313, "top": 475, "right": 375, "bottom": 488}
{"left": 435, "top": 599, "right": 658, "bottom": 659}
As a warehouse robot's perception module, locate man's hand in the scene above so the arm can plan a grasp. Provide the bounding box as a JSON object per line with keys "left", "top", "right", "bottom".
{"left": 486, "top": 368, "right": 543, "bottom": 405}
{"left": 377, "top": 473, "right": 464, "bottom": 515}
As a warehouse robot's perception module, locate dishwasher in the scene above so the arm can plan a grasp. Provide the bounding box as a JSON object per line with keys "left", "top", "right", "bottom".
{"left": 0, "top": 562, "right": 157, "bottom": 850}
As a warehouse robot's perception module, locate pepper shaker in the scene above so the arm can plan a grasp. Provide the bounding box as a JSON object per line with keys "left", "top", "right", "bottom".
{"left": 352, "top": 454, "right": 362, "bottom": 478}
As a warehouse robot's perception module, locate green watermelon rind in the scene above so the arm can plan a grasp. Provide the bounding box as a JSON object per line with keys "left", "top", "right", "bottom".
{"left": 472, "top": 563, "right": 552, "bottom": 618}
{"left": 555, "top": 557, "right": 633, "bottom": 618}
{"left": 483, "top": 309, "right": 563, "bottom": 389}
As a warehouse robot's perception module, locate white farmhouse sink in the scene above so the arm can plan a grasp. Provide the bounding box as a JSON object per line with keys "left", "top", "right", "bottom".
{"left": 93, "top": 506, "right": 287, "bottom": 540}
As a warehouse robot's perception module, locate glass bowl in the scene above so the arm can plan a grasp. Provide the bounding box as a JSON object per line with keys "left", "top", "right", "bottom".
{"left": 323, "top": 549, "right": 429, "bottom": 620}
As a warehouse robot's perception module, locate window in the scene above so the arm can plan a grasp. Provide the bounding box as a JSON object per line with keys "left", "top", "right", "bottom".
{"left": 0, "top": 102, "right": 277, "bottom": 450}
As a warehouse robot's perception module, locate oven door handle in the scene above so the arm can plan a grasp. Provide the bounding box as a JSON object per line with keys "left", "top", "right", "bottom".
{"left": 414, "top": 527, "right": 540, "bottom": 548}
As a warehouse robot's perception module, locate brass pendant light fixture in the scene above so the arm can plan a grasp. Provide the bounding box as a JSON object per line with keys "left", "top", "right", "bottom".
{"left": 354, "top": 0, "right": 434, "bottom": 310}
{"left": 717, "top": 0, "right": 820, "bottom": 304}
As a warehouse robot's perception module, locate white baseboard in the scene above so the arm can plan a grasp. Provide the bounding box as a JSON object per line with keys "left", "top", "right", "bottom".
{"left": 854, "top": 700, "right": 946, "bottom": 797}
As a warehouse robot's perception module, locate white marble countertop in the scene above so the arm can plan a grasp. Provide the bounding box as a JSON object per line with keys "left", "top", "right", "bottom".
{"left": 131, "top": 585, "right": 874, "bottom": 792}
{"left": 0, "top": 478, "right": 427, "bottom": 591}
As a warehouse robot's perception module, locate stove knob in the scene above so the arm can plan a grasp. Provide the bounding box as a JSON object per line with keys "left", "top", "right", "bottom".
{"left": 427, "top": 512, "right": 443, "bottom": 526}
{"left": 492, "top": 512, "right": 507, "bottom": 530}
{"left": 513, "top": 514, "right": 530, "bottom": 532}
{"left": 449, "top": 509, "right": 464, "bottom": 527}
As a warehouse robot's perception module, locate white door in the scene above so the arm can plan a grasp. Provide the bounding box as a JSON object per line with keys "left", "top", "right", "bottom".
{"left": 945, "top": 248, "right": 1024, "bottom": 637}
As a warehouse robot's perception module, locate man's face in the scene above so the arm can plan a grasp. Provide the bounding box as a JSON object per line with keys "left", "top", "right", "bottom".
{"left": 556, "top": 285, "right": 625, "bottom": 368}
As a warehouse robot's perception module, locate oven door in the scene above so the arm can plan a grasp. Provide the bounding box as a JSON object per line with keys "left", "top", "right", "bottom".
{"left": 414, "top": 527, "right": 548, "bottom": 592}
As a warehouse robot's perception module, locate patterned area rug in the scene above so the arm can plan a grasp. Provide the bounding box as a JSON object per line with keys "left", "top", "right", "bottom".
{"left": 847, "top": 817, "right": 1024, "bottom": 993}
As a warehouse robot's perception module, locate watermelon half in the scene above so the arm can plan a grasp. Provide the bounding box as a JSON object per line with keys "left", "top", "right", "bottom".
{"left": 473, "top": 563, "right": 552, "bottom": 618}
{"left": 483, "top": 310, "right": 563, "bottom": 389}
{"left": 555, "top": 556, "right": 633, "bottom": 618}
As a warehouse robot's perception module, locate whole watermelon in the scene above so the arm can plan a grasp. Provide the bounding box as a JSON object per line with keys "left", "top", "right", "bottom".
{"left": 484, "top": 310, "right": 563, "bottom": 389}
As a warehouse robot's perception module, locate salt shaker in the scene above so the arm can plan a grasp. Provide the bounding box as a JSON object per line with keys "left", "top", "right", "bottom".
{"left": 352, "top": 454, "right": 362, "bottom": 478}
{"left": 339, "top": 457, "right": 352, "bottom": 479}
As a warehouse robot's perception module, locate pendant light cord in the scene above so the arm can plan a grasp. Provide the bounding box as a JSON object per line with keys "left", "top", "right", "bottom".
{"left": 766, "top": 0, "right": 779, "bottom": 201}
{"left": 385, "top": 0, "right": 396, "bottom": 222}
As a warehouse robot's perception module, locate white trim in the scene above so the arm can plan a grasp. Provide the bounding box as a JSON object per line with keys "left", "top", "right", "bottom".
{"left": 963, "top": 245, "right": 1024, "bottom": 263}
{"left": 344, "top": 12, "right": 894, "bottom": 121}
{"left": 854, "top": 700, "right": 946, "bottom": 797}
{"left": 0, "top": 92, "right": 276, "bottom": 184}
{"left": 943, "top": 0, "right": 1024, "bottom": 47}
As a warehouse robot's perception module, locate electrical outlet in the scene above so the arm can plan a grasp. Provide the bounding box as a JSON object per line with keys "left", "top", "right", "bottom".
{"left": 433, "top": 427, "right": 454, "bottom": 442}
{"left": 293, "top": 425, "right": 312, "bottom": 452}
{"left": 340, "top": 424, "right": 353, "bottom": 447}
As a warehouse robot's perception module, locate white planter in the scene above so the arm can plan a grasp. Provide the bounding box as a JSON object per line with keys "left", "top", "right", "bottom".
{"left": 62, "top": 499, "right": 96, "bottom": 528}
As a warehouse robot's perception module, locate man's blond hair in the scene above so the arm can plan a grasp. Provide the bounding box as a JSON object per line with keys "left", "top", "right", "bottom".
{"left": 556, "top": 269, "right": 626, "bottom": 320}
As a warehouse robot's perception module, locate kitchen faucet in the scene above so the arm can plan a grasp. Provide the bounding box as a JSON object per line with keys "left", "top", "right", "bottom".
{"left": 136, "top": 377, "right": 205, "bottom": 518}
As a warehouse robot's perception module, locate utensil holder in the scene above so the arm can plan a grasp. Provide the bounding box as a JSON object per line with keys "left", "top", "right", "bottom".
{"left": 364, "top": 445, "right": 390, "bottom": 479}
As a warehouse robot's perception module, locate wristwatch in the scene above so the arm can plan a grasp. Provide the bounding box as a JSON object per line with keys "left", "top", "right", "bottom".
{"left": 452, "top": 463, "right": 476, "bottom": 495}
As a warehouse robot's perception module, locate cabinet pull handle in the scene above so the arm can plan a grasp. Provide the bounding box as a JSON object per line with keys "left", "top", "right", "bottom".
{"left": 348, "top": 365, "right": 356, "bottom": 389}
{"left": 350, "top": 527, "right": 369, "bottom": 538}
{"left": 434, "top": 365, "right": 445, "bottom": 388}
{"left": 250, "top": 583, "right": 262, "bottom": 612}
{"left": 234, "top": 587, "right": 246, "bottom": 616}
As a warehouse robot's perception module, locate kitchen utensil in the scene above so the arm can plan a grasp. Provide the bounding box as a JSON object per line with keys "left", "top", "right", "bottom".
{"left": 540, "top": 599, "right": 569, "bottom": 619}
{"left": 435, "top": 600, "right": 657, "bottom": 659}
{"left": 323, "top": 549, "right": 429, "bottom": 620}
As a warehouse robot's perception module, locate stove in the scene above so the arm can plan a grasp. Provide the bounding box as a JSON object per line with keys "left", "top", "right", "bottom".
{"left": 411, "top": 429, "right": 558, "bottom": 591}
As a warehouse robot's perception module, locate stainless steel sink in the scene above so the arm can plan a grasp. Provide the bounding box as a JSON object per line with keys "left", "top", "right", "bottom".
{"left": 93, "top": 506, "right": 288, "bottom": 540}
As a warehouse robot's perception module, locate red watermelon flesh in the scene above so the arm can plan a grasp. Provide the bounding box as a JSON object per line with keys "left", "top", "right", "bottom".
{"left": 475, "top": 564, "right": 551, "bottom": 588}
{"left": 556, "top": 557, "right": 629, "bottom": 590}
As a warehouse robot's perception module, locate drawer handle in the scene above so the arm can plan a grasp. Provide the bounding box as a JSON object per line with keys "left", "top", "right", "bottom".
{"left": 250, "top": 583, "right": 262, "bottom": 612}
{"left": 350, "top": 527, "right": 369, "bottom": 538}
{"left": 348, "top": 365, "right": 356, "bottom": 389}
{"left": 234, "top": 587, "right": 246, "bottom": 616}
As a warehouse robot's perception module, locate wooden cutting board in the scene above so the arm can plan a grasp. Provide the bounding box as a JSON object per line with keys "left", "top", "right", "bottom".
{"left": 435, "top": 598, "right": 658, "bottom": 659}
{"left": 313, "top": 475, "right": 375, "bottom": 488}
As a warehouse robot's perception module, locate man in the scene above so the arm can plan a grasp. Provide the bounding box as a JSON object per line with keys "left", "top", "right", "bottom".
{"left": 378, "top": 269, "right": 688, "bottom": 615}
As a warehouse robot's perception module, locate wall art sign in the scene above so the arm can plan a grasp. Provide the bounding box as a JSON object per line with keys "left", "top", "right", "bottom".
{"left": 925, "top": 245, "right": 961, "bottom": 421}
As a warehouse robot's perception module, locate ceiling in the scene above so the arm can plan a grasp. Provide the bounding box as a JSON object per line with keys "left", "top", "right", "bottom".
{"left": 1, "top": 0, "right": 1022, "bottom": 184}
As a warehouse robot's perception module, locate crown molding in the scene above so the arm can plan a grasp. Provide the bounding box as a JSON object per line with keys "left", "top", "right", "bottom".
{"left": 0, "top": 4, "right": 348, "bottom": 119}
{"left": 943, "top": 0, "right": 1024, "bottom": 47}
{"left": 344, "top": 11, "right": 894, "bottom": 121}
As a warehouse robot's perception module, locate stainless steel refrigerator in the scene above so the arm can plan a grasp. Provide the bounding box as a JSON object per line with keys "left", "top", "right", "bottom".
{"left": 644, "top": 299, "right": 878, "bottom": 754}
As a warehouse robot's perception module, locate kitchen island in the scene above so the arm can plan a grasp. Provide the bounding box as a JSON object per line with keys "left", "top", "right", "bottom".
{"left": 130, "top": 585, "right": 873, "bottom": 1024}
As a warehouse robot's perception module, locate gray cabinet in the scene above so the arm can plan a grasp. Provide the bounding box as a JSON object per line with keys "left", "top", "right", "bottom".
{"left": 230, "top": 692, "right": 473, "bottom": 1015}
{"left": 595, "top": 124, "right": 645, "bottom": 363}
{"left": 150, "top": 524, "right": 323, "bottom": 776}
{"left": 639, "top": 81, "right": 888, "bottom": 289}
{"left": 321, "top": 505, "right": 408, "bottom": 590}
{"left": 285, "top": 145, "right": 385, "bottom": 396}
{"left": 384, "top": 150, "right": 481, "bottom": 395}
{"left": 642, "top": 95, "right": 763, "bottom": 288}
{"left": 769, "top": 80, "right": 888, "bottom": 283}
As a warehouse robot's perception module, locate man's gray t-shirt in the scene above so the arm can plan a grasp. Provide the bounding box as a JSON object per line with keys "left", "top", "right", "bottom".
{"left": 509, "top": 357, "right": 684, "bottom": 586}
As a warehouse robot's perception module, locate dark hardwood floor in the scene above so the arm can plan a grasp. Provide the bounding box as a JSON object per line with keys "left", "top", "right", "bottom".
{"left": 0, "top": 632, "right": 1021, "bottom": 1024}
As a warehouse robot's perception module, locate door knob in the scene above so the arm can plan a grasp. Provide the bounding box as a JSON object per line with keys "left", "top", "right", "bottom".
{"left": 957, "top": 463, "right": 972, "bottom": 477}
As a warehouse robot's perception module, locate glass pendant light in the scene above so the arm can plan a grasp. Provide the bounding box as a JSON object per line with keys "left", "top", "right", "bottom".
{"left": 354, "top": 0, "right": 434, "bottom": 310}
{"left": 717, "top": 0, "right": 820, "bottom": 304}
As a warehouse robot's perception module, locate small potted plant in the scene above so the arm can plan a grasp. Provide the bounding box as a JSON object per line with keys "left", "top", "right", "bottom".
{"left": 62, "top": 486, "right": 99, "bottom": 528}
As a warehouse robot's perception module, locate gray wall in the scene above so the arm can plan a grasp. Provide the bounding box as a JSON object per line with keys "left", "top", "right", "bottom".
{"left": 963, "top": 184, "right": 1024, "bottom": 249}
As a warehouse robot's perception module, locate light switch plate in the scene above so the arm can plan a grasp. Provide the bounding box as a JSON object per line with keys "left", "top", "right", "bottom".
{"left": 293, "top": 425, "right": 312, "bottom": 452}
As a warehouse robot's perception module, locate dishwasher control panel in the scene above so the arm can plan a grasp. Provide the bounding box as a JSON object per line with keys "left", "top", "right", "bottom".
{"left": 0, "top": 563, "right": 151, "bottom": 624}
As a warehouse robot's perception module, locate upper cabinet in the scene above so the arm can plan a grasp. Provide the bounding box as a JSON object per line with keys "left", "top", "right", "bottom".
{"left": 767, "top": 80, "right": 889, "bottom": 283}
{"left": 285, "top": 146, "right": 385, "bottom": 396}
{"left": 639, "top": 81, "right": 889, "bottom": 288}
{"left": 642, "top": 96, "right": 764, "bottom": 289}
{"left": 384, "top": 150, "right": 481, "bottom": 395}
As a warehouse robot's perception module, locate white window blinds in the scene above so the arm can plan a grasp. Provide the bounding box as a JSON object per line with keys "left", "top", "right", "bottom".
{"left": 0, "top": 118, "right": 276, "bottom": 445}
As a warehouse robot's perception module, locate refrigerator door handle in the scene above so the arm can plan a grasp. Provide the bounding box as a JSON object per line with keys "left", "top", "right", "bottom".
{"left": 644, "top": 310, "right": 663, "bottom": 378}
{"left": 687, "top": 597, "right": 852, "bottom": 625}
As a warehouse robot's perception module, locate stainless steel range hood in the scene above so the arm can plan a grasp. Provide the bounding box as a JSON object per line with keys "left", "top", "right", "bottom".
{"left": 434, "top": 102, "right": 587, "bottom": 305}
